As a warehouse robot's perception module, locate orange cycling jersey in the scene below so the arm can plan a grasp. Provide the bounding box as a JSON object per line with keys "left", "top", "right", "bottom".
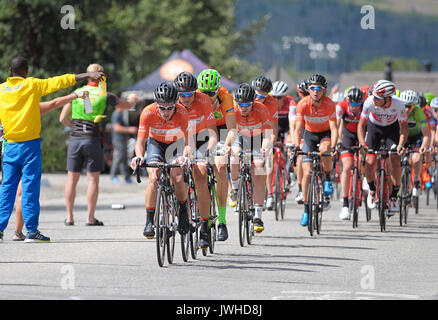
{"left": 235, "top": 101, "right": 272, "bottom": 137}
{"left": 138, "top": 102, "right": 188, "bottom": 144}
{"left": 185, "top": 92, "right": 216, "bottom": 135}
{"left": 261, "top": 95, "right": 279, "bottom": 122}
{"left": 210, "top": 86, "right": 235, "bottom": 127}
{"left": 296, "top": 95, "right": 336, "bottom": 133}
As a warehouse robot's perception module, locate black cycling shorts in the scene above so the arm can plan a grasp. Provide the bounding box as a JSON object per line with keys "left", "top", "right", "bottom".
{"left": 365, "top": 121, "right": 400, "bottom": 152}
{"left": 302, "top": 129, "right": 331, "bottom": 163}
{"left": 145, "top": 137, "right": 184, "bottom": 164}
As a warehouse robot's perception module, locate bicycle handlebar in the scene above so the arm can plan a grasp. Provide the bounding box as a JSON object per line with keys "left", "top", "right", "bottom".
{"left": 132, "top": 158, "right": 182, "bottom": 183}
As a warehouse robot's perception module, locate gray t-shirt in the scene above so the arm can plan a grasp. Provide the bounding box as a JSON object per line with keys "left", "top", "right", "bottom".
{"left": 111, "top": 110, "right": 130, "bottom": 143}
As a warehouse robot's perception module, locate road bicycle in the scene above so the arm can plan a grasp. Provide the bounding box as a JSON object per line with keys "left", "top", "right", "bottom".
{"left": 236, "top": 150, "right": 256, "bottom": 247}
{"left": 204, "top": 159, "right": 219, "bottom": 255}
{"left": 367, "top": 144, "right": 399, "bottom": 232}
{"left": 134, "top": 160, "right": 181, "bottom": 267}
{"left": 272, "top": 141, "right": 289, "bottom": 221}
{"left": 183, "top": 163, "right": 201, "bottom": 260}
{"left": 295, "top": 149, "right": 332, "bottom": 236}
{"left": 345, "top": 146, "right": 369, "bottom": 228}
{"left": 399, "top": 149, "right": 419, "bottom": 226}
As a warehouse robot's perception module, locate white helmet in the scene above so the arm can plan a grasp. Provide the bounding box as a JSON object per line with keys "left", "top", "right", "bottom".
{"left": 332, "top": 92, "right": 345, "bottom": 103}
{"left": 372, "top": 80, "right": 396, "bottom": 99}
{"left": 400, "top": 90, "right": 418, "bottom": 106}
{"left": 271, "top": 81, "right": 288, "bottom": 96}
{"left": 430, "top": 97, "right": 438, "bottom": 109}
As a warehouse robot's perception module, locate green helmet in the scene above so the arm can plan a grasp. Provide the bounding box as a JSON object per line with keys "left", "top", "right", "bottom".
{"left": 424, "top": 92, "right": 436, "bottom": 106}
{"left": 395, "top": 89, "right": 401, "bottom": 97}
{"left": 197, "top": 69, "right": 221, "bottom": 91}
{"left": 344, "top": 86, "right": 354, "bottom": 97}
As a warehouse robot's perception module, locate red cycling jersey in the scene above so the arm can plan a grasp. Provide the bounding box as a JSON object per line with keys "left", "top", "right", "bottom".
{"left": 336, "top": 100, "right": 362, "bottom": 133}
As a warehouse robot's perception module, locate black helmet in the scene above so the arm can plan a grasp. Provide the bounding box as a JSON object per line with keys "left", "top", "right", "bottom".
{"left": 174, "top": 71, "right": 198, "bottom": 92}
{"left": 347, "top": 87, "right": 364, "bottom": 103}
{"left": 252, "top": 75, "right": 273, "bottom": 93}
{"left": 153, "top": 81, "right": 178, "bottom": 103}
{"left": 296, "top": 79, "right": 309, "bottom": 96}
{"left": 308, "top": 74, "right": 328, "bottom": 88}
{"left": 233, "top": 83, "right": 256, "bottom": 103}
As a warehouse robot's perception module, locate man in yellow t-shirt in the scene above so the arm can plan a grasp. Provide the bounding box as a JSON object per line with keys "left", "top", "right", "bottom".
{"left": 0, "top": 56, "right": 104, "bottom": 242}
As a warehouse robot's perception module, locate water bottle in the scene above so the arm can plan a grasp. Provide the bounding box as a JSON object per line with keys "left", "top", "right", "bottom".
{"left": 422, "top": 170, "right": 432, "bottom": 189}
{"left": 111, "top": 204, "right": 126, "bottom": 210}
{"left": 84, "top": 96, "right": 93, "bottom": 114}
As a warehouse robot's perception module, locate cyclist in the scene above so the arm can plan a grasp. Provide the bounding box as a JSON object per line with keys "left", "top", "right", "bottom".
{"left": 229, "top": 83, "right": 273, "bottom": 233}
{"left": 290, "top": 79, "right": 309, "bottom": 204}
{"left": 271, "top": 80, "right": 296, "bottom": 142}
{"left": 197, "top": 68, "right": 237, "bottom": 241}
{"left": 336, "top": 87, "right": 365, "bottom": 220}
{"left": 270, "top": 81, "right": 296, "bottom": 193}
{"left": 293, "top": 74, "right": 339, "bottom": 226}
{"left": 252, "top": 76, "right": 277, "bottom": 210}
{"left": 174, "top": 71, "right": 218, "bottom": 250}
{"left": 358, "top": 80, "right": 408, "bottom": 216}
{"left": 400, "top": 90, "right": 430, "bottom": 196}
{"left": 431, "top": 97, "right": 438, "bottom": 149}
{"left": 130, "top": 81, "right": 190, "bottom": 239}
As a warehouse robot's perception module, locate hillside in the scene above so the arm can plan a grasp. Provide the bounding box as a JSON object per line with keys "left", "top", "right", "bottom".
{"left": 235, "top": 0, "right": 438, "bottom": 74}
{"left": 333, "top": 0, "right": 438, "bottom": 16}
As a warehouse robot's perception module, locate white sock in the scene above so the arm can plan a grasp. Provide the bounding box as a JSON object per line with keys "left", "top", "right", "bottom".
{"left": 255, "top": 206, "right": 263, "bottom": 220}
{"left": 231, "top": 179, "right": 239, "bottom": 190}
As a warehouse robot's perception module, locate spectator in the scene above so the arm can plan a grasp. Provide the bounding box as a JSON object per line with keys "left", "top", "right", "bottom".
{"left": 0, "top": 56, "right": 103, "bottom": 242}
{"left": 59, "top": 63, "right": 133, "bottom": 227}
{"left": 1, "top": 91, "right": 89, "bottom": 241}
{"left": 110, "top": 94, "right": 139, "bottom": 183}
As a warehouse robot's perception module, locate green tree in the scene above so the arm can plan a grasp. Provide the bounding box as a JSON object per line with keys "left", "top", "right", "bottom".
{"left": 0, "top": 0, "right": 267, "bottom": 171}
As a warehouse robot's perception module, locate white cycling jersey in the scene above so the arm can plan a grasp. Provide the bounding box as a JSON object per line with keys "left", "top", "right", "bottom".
{"left": 360, "top": 96, "right": 407, "bottom": 126}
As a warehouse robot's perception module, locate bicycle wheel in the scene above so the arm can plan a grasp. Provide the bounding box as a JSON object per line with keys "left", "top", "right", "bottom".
{"left": 166, "top": 195, "right": 176, "bottom": 264}
{"left": 208, "top": 189, "right": 217, "bottom": 254}
{"left": 246, "top": 179, "right": 255, "bottom": 245}
{"left": 308, "top": 173, "right": 317, "bottom": 236}
{"left": 237, "top": 177, "right": 247, "bottom": 247}
{"left": 315, "top": 175, "right": 323, "bottom": 235}
{"left": 189, "top": 187, "right": 200, "bottom": 260}
{"left": 377, "top": 172, "right": 386, "bottom": 232}
{"left": 274, "top": 165, "right": 280, "bottom": 221}
{"left": 363, "top": 190, "right": 372, "bottom": 222}
{"left": 413, "top": 195, "right": 419, "bottom": 214}
{"left": 155, "top": 188, "right": 167, "bottom": 267}
{"left": 399, "top": 168, "right": 409, "bottom": 226}
{"left": 351, "top": 169, "right": 359, "bottom": 228}
{"left": 281, "top": 167, "right": 287, "bottom": 220}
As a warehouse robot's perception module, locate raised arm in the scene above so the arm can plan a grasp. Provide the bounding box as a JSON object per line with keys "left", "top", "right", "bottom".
{"left": 40, "top": 91, "right": 88, "bottom": 114}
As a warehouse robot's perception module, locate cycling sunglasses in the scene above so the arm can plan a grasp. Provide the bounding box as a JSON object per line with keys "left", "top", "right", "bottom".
{"left": 274, "top": 96, "right": 285, "bottom": 100}
{"left": 255, "top": 93, "right": 268, "bottom": 99}
{"left": 309, "top": 86, "right": 323, "bottom": 92}
{"left": 179, "top": 91, "right": 195, "bottom": 98}
{"left": 157, "top": 103, "right": 176, "bottom": 111}
{"left": 349, "top": 102, "right": 361, "bottom": 107}
{"left": 202, "top": 90, "right": 218, "bottom": 97}
{"left": 238, "top": 102, "right": 253, "bottom": 108}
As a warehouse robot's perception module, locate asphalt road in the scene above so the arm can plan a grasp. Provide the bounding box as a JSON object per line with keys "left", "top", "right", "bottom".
{"left": 1, "top": 173, "right": 437, "bottom": 300}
